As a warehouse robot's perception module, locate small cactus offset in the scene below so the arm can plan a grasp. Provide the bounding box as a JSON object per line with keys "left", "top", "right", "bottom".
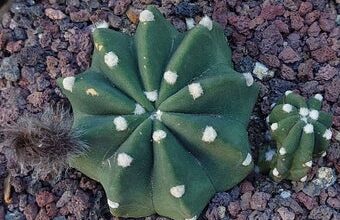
{"left": 57, "top": 6, "right": 259, "bottom": 220}
{"left": 263, "top": 91, "right": 333, "bottom": 182}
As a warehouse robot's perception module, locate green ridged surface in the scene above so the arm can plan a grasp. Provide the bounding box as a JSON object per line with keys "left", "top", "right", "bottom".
{"left": 57, "top": 6, "right": 259, "bottom": 220}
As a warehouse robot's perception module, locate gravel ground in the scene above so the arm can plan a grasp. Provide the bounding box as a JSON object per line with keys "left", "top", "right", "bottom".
{"left": 0, "top": 0, "right": 339, "bottom": 219}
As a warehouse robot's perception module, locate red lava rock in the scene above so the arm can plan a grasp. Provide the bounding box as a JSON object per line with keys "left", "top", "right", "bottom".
{"left": 259, "top": 54, "right": 281, "bottom": 68}
{"left": 281, "top": 64, "right": 296, "bottom": 80}
{"left": 240, "top": 181, "right": 254, "bottom": 193}
{"left": 0, "top": 31, "right": 8, "bottom": 49}
{"left": 325, "top": 77, "right": 340, "bottom": 102}
{"left": 273, "top": 20, "right": 290, "bottom": 33}
{"left": 327, "top": 197, "right": 340, "bottom": 209}
{"left": 46, "top": 56, "right": 60, "bottom": 79}
{"left": 6, "top": 40, "right": 24, "bottom": 53}
{"left": 300, "top": 81, "right": 319, "bottom": 96}
{"left": 277, "top": 207, "right": 295, "bottom": 220}
{"left": 319, "top": 14, "right": 336, "bottom": 32}
{"left": 298, "top": 1, "right": 313, "bottom": 16}
{"left": 311, "top": 47, "right": 337, "bottom": 63}
{"left": 308, "top": 205, "right": 334, "bottom": 219}
{"left": 114, "top": 0, "right": 132, "bottom": 15}
{"left": 260, "top": 4, "right": 285, "bottom": 20}
{"left": 240, "top": 192, "right": 252, "bottom": 210}
{"left": 76, "top": 51, "right": 91, "bottom": 69}
{"left": 228, "top": 201, "right": 241, "bottom": 217}
{"left": 23, "top": 203, "right": 38, "bottom": 220}
{"left": 27, "top": 92, "right": 44, "bottom": 108}
{"left": 79, "top": 177, "right": 97, "bottom": 191}
{"left": 45, "top": 8, "right": 66, "bottom": 20}
{"left": 315, "top": 64, "right": 337, "bottom": 80}
{"left": 45, "top": 202, "right": 57, "bottom": 217}
{"left": 308, "top": 22, "right": 321, "bottom": 37}
{"left": 290, "top": 14, "right": 304, "bottom": 30}
{"left": 283, "top": 0, "right": 298, "bottom": 11}
{"left": 306, "top": 37, "right": 320, "bottom": 51}
{"left": 248, "top": 16, "right": 264, "bottom": 29}
{"left": 67, "top": 189, "right": 90, "bottom": 213}
{"left": 70, "top": 9, "right": 91, "bottom": 22}
{"left": 228, "top": 16, "right": 250, "bottom": 33}
{"left": 35, "top": 208, "right": 49, "bottom": 220}
{"left": 296, "top": 192, "right": 318, "bottom": 210}
{"left": 246, "top": 41, "right": 259, "bottom": 57}
{"left": 35, "top": 191, "right": 55, "bottom": 207}
{"left": 108, "top": 13, "right": 123, "bottom": 28}
{"left": 250, "top": 192, "right": 271, "bottom": 211}
{"left": 212, "top": 0, "right": 228, "bottom": 27}
{"left": 126, "top": 7, "right": 139, "bottom": 24}
{"left": 279, "top": 46, "right": 301, "bottom": 63}
{"left": 305, "top": 10, "right": 320, "bottom": 25}
{"left": 298, "top": 59, "right": 314, "bottom": 80}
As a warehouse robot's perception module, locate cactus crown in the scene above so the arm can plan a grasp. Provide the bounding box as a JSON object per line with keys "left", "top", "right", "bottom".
{"left": 264, "top": 91, "right": 333, "bottom": 182}
{"left": 57, "top": 6, "right": 259, "bottom": 220}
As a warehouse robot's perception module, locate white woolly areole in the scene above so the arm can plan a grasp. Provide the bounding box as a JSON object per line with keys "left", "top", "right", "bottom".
{"left": 199, "top": 16, "right": 213, "bottom": 30}
{"left": 185, "top": 216, "right": 197, "bottom": 220}
{"left": 104, "top": 51, "right": 119, "bottom": 68}
{"left": 265, "top": 149, "right": 276, "bottom": 161}
{"left": 113, "top": 116, "right": 128, "bottom": 131}
{"left": 86, "top": 88, "right": 98, "bottom": 96}
{"left": 155, "top": 110, "right": 163, "bottom": 121}
{"left": 243, "top": 73, "right": 254, "bottom": 86}
{"left": 139, "top": 10, "right": 154, "bottom": 22}
{"left": 107, "top": 199, "right": 119, "bottom": 209}
{"left": 303, "top": 123, "right": 314, "bottom": 134}
{"left": 322, "top": 129, "right": 332, "bottom": 140}
{"left": 253, "top": 62, "right": 269, "bottom": 80}
{"left": 63, "top": 77, "right": 75, "bottom": 92}
{"left": 309, "top": 109, "right": 319, "bottom": 120}
{"left": 188, "top": 83, "right": 204, "bottom": 100}
{"left": 94, "top": 21, "right": 109, "bottom": 29}
{"left": 152, "top": 130, "right": 167, "bottom": 143}
{"left": 300, "top": 176, "right": 307, "bottom": 182}
{"left": 134, "top": 104, "right": 145, "bottom": 115}
{"left": 285, "top": 90, "right": 292, "bottom": 96}
{"left": 301, "top": 117, "right": 308, "bottom": 123}
{"left": 242, "top": 153, "right": 252, "bottom": 166}
{"left": 144, "top": 90, "right": 158, "bottom": 102}
{"left": 266, "top": 116, "right": 270, "bottom": 123}
{"left": 282, "top": 104, "right": 293, "bottom": 113}
{"left": 170, "top": 185, "right": 185, "bottom": 198}
{"left": 321, "top": 152, "right": 327, "bottom": 157}
{"left": 117, "top": 153, "right": 133, "bottom": 168}
{"left": 185, "top": 18, "right": 195, "bottom": 30}
{"left": 299, "top": 107, "right": 309, "bottom": 117}
{"left": 271, "top": 123, "right": 278, "bottom": 131}
{"left": 202, "top": 126, "right": 217, "bottom": 143}
{"left": 272, "top": 168, "right": 280, "bottom": 177}
{"left": 314, "top": 94, "right": 323, "bottom": 101}
{"left": 304, "top": 161, "right": 312, "bottom": 167}
{"left": 279, "top": 147, "right": 287, "bottom": 155}
{"left": 163, "top": 70, "right": 178, "bottom": 85}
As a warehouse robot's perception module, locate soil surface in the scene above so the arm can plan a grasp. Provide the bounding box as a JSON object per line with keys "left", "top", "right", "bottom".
{"left": 0, "top": 0, "right": 339, "bottom": 220}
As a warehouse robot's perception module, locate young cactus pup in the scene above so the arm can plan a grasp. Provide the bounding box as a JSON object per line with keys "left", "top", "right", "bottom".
{"left": 57, "top": 6, "right": 259, "bottom": 220}
{"left": 261, "top": 91, "right": 333, "bottom": 182}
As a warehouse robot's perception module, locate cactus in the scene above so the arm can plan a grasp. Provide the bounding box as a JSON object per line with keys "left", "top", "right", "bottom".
{"left": 263, "top": 91, "right": 333, "bottom": 182}
{"left": 57, "top": 6, "right": 259, "bottom": 220}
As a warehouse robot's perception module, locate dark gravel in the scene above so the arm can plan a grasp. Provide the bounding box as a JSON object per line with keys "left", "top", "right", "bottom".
{"left": 0, "top": 0, "right": 339, "bottom": 220}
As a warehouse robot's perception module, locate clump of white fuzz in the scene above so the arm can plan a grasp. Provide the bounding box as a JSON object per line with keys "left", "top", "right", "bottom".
{"left": 144, "top": 90, "right": 158, "bottom": 102}
{"left": 271, "top": 123, "right": 278, "bottom": 131}
{"left": 285, "top": 90, "right": 292, "bottom": 96}
{"left": 93, "top": 21, "right": 109, "bottom": 30}
{"left": 243, "top": 73, "right": 254, "bottom": 86}
{"left": 253, "top": 62, "right": 273, "bottom": 80}
{"left": 139, "top": 10, "right": 154, "bottom": 22}
{"left": 152, "top": 130, "right": 167, "bottom": 143}
{"left": 242, "top": 153, "right": 252, "bottom": 166}
{"left": 303, "top": 123, "right": 314, "bottom": 134}
{"left": 133, "top": 104, "right": 145, "bottom": 115}
{"left": 202, "top": 126, "right": 217, "bottom": 143}
{"left": 107, "top": 199, "right": 119, "bottom": 209}
{"left": 282, "top": 104, "right": 293, "bottom": 113}
{"left": 117, "top": 153, "right": 133, "bottom": 168}
{"left": 279, "top": 147, "right": 287, "bottom": 155}
{"left": 314, "top": 94, "right": 323, "bottom": 101}
{"left": 299, "top": 107, "right": 309, "bottom": 117}
{"left": 265, "top": 149, "right": 276, "bottom": 161}
{"left": 155, "top": 110, "right": 163, "bottom": 121}
{"left": 104, "top": 51, "right": 119, "bottom": 68}
{"left": 188, "top": 83, "right": 204, "bottom": 100}
{"left": 163, "top": 70, "right": 178, "bottom": 85}
{"left": 86, "top": 88, "right": 99, "bottom": 96}
{"left": 185, "top": 216, "right": 197, "bottom": 220}
{"left": 185, "top": 18, "right": 195, "bottom": 30}
{"left": 199, "top": 16, "right": 213, "bottom": 30}
{"left": 63, "top": 77, "right": 75, "bottom": 92}
{"left": 170, "top": 185, "right": 185, "bottom": 198}
{"left": 322, "top": 129, "right": 332, "bottom": 140}
{"left": 309, "top": 109, "right": 319, "bottom": 120}
{"left": 113, "top": 116, "right": 128, "bottom": 131}
{"left": 300, "top": 176, "right": 307, "bottom": 182}
{"left": 321, "top": 152, "right": 327, "bottom": 157}
{"left": 272, "top": 168, "right": 280, "bottom": 177}
{"left": 304, "top": 161, "right": 312, "bottom": 167}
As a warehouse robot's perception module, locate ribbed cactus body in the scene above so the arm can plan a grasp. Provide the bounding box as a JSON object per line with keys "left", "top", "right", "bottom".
{"left": 264, "top": 92, "right": 332, "bottom": 182}
{"left": 57, "top": 6, "right": 259, "bottom": 220}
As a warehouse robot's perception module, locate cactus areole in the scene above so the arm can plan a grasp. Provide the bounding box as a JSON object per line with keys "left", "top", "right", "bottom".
{"left": 57, "top": 6, "right": 259, "bottom": 220}
{"left": 263, "top": 92, "right": 333, "bottom": 182}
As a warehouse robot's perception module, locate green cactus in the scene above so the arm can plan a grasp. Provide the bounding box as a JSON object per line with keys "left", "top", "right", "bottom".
{"left": 262, "top": 91, "right": 333, "bottom": 182}
{"left": 57, "top": 6, "right": 259, "bottom": 220}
